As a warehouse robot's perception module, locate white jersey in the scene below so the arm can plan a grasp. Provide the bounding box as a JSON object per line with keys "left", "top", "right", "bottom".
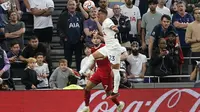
{"left": 29, "top": 0, "right": 54, "bottom": 29}
{"left": 102, "top": 18, "right": 120, "bottom": 49}
{"left": 120, "top": 5, "right": 141, "bottom": 36}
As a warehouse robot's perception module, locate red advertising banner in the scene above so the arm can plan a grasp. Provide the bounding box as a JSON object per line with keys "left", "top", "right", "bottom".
{"left": 0, "top": 88, "right": 200, "bottom": 112}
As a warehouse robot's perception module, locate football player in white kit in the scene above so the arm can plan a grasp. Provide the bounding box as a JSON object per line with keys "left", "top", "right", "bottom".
{"left": 79, "top": 9, "right": 122, "bottom": 99}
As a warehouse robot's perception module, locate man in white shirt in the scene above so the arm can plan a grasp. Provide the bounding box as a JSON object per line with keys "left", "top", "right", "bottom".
{"left": 29, "top": 0, "right": 54, "bottom": 43}
{"left": 98, "top": 0, "right": 114, "bottom": 18}
{"left": 120, "top": 0, "right": 141, "bottom": 42}
{"left": 148, "top": 0, "right": 171, "bottom": 16}
{"left": 126, "top": 41, "right": 147, "bottom": 82}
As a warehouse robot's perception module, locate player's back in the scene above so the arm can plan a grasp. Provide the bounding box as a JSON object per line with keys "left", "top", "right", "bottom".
{"left": 91, "top": 44, "right": 111, "bottom": 70}
{"left": 102, "top": 18, "right": 121, "bottom": 49}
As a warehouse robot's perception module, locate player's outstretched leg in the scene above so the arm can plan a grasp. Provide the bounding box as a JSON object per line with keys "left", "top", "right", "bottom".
{"left": 106, "top": 91, "right": 125, "bottom": 112}
{"left": 79, "top": 54, "right": 95, "bottom": 75}
{"left": 81, "top": 81, "right": 96, "bottom": 112}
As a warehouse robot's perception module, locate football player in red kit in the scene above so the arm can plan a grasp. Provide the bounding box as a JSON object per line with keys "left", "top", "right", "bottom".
{"left": 81, "top": 32, "right": 125, "bottom": 112}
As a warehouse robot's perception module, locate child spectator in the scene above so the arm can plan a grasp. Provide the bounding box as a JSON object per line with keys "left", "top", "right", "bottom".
{"left": 7, "top": 41, "right": 22, "bottom": 63}
{"left": 21, "top": 57, "right": 41, "bottom": 90}
{"left": 34, "top": 52, "right": 49, "bottom": 88}
{"left": 79, "top": 46, "right": 92, "bottom": 86}
{"left": 49, "top": 59, "right": 75, "bottom": 89}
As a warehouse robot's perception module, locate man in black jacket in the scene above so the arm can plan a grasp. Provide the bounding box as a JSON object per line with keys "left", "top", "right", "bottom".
{"left": 110, "top": 4, "right": 131, "bottom": 47}
{"left": 57, "top": 0, "right": 84, "bottom": 71}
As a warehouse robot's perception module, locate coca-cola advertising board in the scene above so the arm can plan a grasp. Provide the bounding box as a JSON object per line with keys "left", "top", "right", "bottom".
{"left": 0, "top": 88, "right": 200, "bottom": 112}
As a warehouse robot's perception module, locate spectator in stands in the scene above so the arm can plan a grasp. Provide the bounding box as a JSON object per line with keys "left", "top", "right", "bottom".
{"left": 119, "top": 46, "right": 131, "bottom": 88}
{"left": 148, "top": 14, "right": 179, "bottom": 58}
{"left": 120, "top": 0, "right": 141, "bottom": 43}
{"left": 19, "top": 36, "right": 46, "bottom": 62}
{"left": 34, "top": 52, "right": 49, "bottom": 89}
{"left": 98, "top": 0, "right": 114, "bottom": 18}
{"left": 49, "top": 59, "right": 75, "bottom": 89}
{"left": 172, "top": 1, "right": 194, "bottom": 57}
{"left": 57, "top": 0, "right": 84, "bottom": 71}
{"left": 170, "top": 1, "right": 178, "bottom": 15}
{"left": 79, "top": 46, "right": 92, "bottom": 86}
{"left": 186, "top": 0, "right": 199, "bottom": 13}
{"left": 21, "top": 57, "right": 41, "bottom": 90}
{"left": 141, "top": 0, "right": 162, "bottom": 56}
{"left": 165, "top": 31, "right": 184, "bottom": 75}
{"left": 61, "top": 0, "right": 89, "bottom": 19}
{"left": 5, "top": 11, "right": 25, "bottom": 51}
{"left": 28, "top": 0, "right": 54, "bottom": 46}
{"left": 0, "top": 47, "right": 10, "bottom": 80}
{"left": 84, "top": 7, "right": 102, "bottom": 47}
{"left": 148, "top": 0, "right": 171, "bottom": 16}
{"left": 125, "top": 41, "right": 147, "bottom": 83}
{"left": 7, "top": 41, "right": 22, "bottom": 63}
{"left": 111, "top": 4, "right": 131, "bottom": 47}
{"left": 185, "top": 7, "right": 200, "bottom": 68}
{"left": 19, "top": 36, "right": 52, "bottom": 74}
{"left": 150, "top": 38, "right": 173, "bottom": 82}
{"left": 63, "top": 75, "right": 83, "bottom": 90}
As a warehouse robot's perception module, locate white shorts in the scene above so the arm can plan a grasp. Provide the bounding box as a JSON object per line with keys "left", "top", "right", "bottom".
{"left": 98, "top": 46, "right": 121, "bottom": 65}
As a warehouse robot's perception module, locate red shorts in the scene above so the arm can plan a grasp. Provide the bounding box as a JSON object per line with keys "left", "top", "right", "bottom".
{"left": 89, "top": 68, "right": 113, "bottom": 92}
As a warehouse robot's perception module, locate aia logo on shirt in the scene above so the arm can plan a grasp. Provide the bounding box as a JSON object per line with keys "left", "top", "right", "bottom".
{"left": 69, "top": 23, "right": 80, "bottom": 28}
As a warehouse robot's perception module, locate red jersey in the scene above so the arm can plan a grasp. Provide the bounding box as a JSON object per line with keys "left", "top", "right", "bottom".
{"left": 91, "top": 44, "right": 111, "bottom": 70}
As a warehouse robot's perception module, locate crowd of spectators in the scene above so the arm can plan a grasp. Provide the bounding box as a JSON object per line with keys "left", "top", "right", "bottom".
{"left": 0, "top": 0, "right": 200, "bottom": 90}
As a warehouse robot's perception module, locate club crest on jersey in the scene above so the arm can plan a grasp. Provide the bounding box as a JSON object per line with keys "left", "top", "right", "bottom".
{"left": 69, "top": 23, "right": 80, "bottom": 28}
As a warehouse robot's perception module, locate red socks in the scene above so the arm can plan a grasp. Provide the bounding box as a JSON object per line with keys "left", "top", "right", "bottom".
{"left": 84, "top": 90, "right": 91, "bottom": 106}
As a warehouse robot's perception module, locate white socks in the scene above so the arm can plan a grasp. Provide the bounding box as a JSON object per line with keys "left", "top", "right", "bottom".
{"left": 79, "top": 54, "right": 95, "bottom": 74}
{"left": 112, "top": 69, "right": 120, "bottom": 93}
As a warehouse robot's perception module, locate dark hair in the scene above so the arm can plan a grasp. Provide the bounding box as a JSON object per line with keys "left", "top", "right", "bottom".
{"left": 177, "top": 1, "right": 186, "bottom": 6}
{"left": 67, "top": 75, "right": 78, "bottom": 85}
{"left": 148, "top": 0, "right": 158, "bottom": 5}
{"left": 8, "top": 11, "right": 17, "bottom": 17}
{"left": 99, "top": 8, "right": 108, "bottom": 15}
{"left": 29, "top": 36, "right": 38, "bottom": 41}
{"left": 10, "top": 41, "right": 19, "bottom": 47}
{"left": 35, "top": 52, "right": 44, "bottom": 58}
{"left": 161, "top": 14, "right": 171, "bottom": 21}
